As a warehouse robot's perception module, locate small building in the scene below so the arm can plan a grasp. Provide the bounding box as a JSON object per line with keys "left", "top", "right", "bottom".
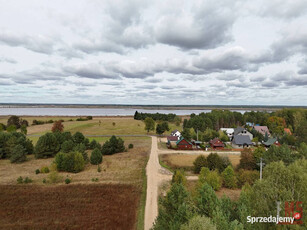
{"left": 284, "top": 128, "right": 292, "bottom": 135}
{"left": 232, "top": 135, "right": 253, "bottom": 148}
{"left": 191, "top": 140, "right": 202, "bottom": 149}
{"left": 220, "top": 128, "right": 234, "bottom": 139}
{"left": 253, "top": 126, "right": 271, "bottom": 136}
{"left": 176, "top": 137, "right": 193, "bottom": 150}
{"left": 246, "top": 122, "right": 254, "bottom": 127}
{"left": 171, "top": 129, "right": 181, "bottom": 137}
{"left": 166, "top": 136, "right": 179, "bottom": 148}
{"left": 234, "top": 127, "right": 253, "bottom": 141}
{"left": 262, "top": 137, "right": 281, "bottom": 148}
{"left": 209, "top": 138, "right": 225, "bottom": 150}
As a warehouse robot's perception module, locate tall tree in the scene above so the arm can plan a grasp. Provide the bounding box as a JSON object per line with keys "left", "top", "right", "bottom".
{"left": 52, "top": 120, "right": 64, "bottom": 133}
{"left": 144, "top": 117, "right": 155, "bottom": 133}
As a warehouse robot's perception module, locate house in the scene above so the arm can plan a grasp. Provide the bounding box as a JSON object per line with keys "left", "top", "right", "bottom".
{"left": 253, "top": 126, "right": 270, "bottom": 136}
{"left": 262, "top": 137, "right": 281, "bottom": 148}
{"left": 167, "top": 136, "right": 179, "bottom": 146}
{"left": 232, "top": 135, "right": 253, "bottom": 148}
{"left": 171, "top": 129, "right": 181, "bottom": 137}
{"left": 220, "top": 128, "right": 234, "bottom": 139}
{"left": 284, "top": 128, "right": 292, "bottom": 135}
{"left": 233, "top": 127, "right": 253, "bottom": 140}
{"left": 246, "top": 122, "right": 254, "bottom": 127}
{"left": 209, "top": 138, "right": 225, "bottom": 150}
{"left": 191, "top": 140, "right": 202, "bottom": 147}
{"left": 176, "top": 137, "right": 193, "bottom": 150}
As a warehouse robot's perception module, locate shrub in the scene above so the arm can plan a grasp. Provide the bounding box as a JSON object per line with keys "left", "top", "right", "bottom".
{"left": 101, "top": 135, "right": 125, "bottom": 155}
{"left": 180, "top": 215, "right": 216, "bottom": 230}
{"left": 35, "top": 169, "right": 40, "bottom": 174}
{"left": 40, "top": 166, "right": 50, "bottom": 173}
{"left": 86, "top": 116, "right": 93, "bottom": 120}
{"left": 172, "top": 170, "right": 187, "bottom": 185}
{"left": 7, "top": 115, "right": 22, "bottom": 129}
{"left": 65, "top": 178, "right": 71, "bottom": 184}
{"left": 48, "top": 171, "right": 63, "bottom": 183}
{"left": 52, "top": 121, "right": 64, "bottom": 133}
{"left": 42, "top": 178, "right": 47, "bottom": 184}
{"left": 35, "top": 133, "right": 60, "bottom": 158}
{"left": 206, "top": 153, "right": 224, "bottom": 172}
{"left": 89, "top": 139, "right": 101, "bottom": 150}
{"left": 61, "top": 140, "right": 75, "bottom": 153}
{"left": 55, "top": 152, "right": 85, "bottom": 173}
{"left": 237, "top": 169, "right": 259, "bottom": 187}
{"left": 91, "top": 178, "right": 99, "bottom": 182}
{"left": 90, "top": 148, "right": 103, "bottom": 165}
{"left": 97, "top": 165, "right": 101, "bottom": 172}
{"left": 7, "top": 125, "right": 17, "bottom": 133}
{"left": 205, "top": 170, "right": 222, "bottom": 191}
{"left": 128, "top": 143, "right": 134, "bottom": 149}
{"left": 193, "top": 155, "right": 207, "bottom": 174}
{"left": 9, "top": 144, "right": 27, "bottom": 163}
{"left": 222, "top": 165, "right": 237, "bottom": 189}
{"left": 17, "top": 176, "right": 23, "bottom": 184}
{"left": 73, "top": 132, "right": 85, "bottom": 144}
{"left": 238, "top": 148, "right": 257, "bottom": 170}
{"left": 24, "top": 177, "right": 33, "bottom": 184}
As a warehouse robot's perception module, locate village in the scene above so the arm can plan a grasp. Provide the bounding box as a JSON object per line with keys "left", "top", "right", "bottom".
{"left": 166, "top": 123, "right": 292, "bottom": 151}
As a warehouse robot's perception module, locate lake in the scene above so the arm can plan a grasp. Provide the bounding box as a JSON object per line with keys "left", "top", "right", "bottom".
{"left": 0, "top": 107, "right": 250, "bottom": 116}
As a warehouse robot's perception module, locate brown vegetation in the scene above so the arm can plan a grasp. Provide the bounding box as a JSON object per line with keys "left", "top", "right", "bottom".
{"left": 0, "top": 184, "right": 140, "bottom": 230}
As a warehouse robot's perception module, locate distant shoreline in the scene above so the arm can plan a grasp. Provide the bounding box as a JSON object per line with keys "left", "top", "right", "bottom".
{"left": 0, "top": 103, "right": 306, "bottom": 111}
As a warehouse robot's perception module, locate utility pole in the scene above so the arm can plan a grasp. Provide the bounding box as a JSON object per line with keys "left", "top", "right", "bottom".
{"left": 257, "top": 158, "right": 265, "bottom": 180}
{"left": 197, "top": 129, "right": 199, "bottom": 141}
{"left": 276, "top": 201, "right": 281, "bottom": 224}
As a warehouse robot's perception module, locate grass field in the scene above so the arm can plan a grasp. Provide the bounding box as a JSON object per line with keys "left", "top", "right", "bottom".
{"left": 159, "top": 153, "right": 241, "bottom": 173}
{"left": 0, "top": 116, "right": 182, "bottom": 136}
{"left": 0, "top": 184, "right": 140, "bottom": 230}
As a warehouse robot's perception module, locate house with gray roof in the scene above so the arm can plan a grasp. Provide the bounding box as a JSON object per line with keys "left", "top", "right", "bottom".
{"left": 232, "top": 135, "right": 253, "bottom": 148}
{"left": 233, "top": 127, "right": 253, "bottom": 140}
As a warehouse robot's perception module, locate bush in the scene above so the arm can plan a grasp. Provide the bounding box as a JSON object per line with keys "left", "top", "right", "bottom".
{"left": 17, "top": 176, "right": 23, "bottom": 184}
{"left": 7, "top": 115, "right": 22, "bottom": 129}
{"left": 205, "top": 170, "right": 222, "bottom": 191}
{"left": 52, "top": 121, "right": 64, "bottom": 133}
{"left": 9, "top": 144, "right": 27, "bottom": 163}
{"left": 65, "top": 178, "right": 71, "bottom": 184}
{"left": 128, "top": 143, "right": 134, "bottom": 149}
{"left": 7, "top": 125, "right": 17, "bottom": 133}
{"left": 222, "top": 165, "right": 237, "bottom": 189}
{"left": 180, "top": 215, "right": 216, "bottom": 230}
{"left": 24, "top": 177, "right": 33, "bottom": 184}
{"left": 86, "top": 116, "right": 93, "bottom": 120}
{"left": 238, "top": 148, "right": 257, "bottom": 170}
{"left": 237, "top": 169, "right": 259, "bottom": 187}
{"left": 72, "top": 132, "right": 85, "bottom": 144}
{"left": 48, "top": 171, "right": 63, "bottom": 183}
{"left": 40, "top": 166, "right": 50, "bottom": 173}
{"left": 35, "top": 169, "right": 40, "bottom": 174}
{"left": 90, "top": 148, "right": 103, "bottom": 165}
{"left": 91, "top": 178, "right": 99, "bottom": 182}
{"left": 61, "top": 140, "right": 75, "bottom": 153}
{"left": 55, "top": 152, "right": 85, "bottom": 173}
{"left": 206, "top": 153, "right": 224, "bottom": 172}
{"left": 193, "top": 155, "right": 207, "bottom": 174}
{"left": 42, "top": 178, "right": 47, "bottom": 183}
{"left": 172, "top": 170, "right": 187, "bottom": 185}
{"left": 89, "top": 139, "right": 101, "bottom": 150}
{"left": 101, "top": 135, "right": 125, "bottom": 155}
{"left": 97, "top": 165, "right": 101, "bottom": 172}
{"left": 35, "top": 133, "right": 60, "bottom": 158}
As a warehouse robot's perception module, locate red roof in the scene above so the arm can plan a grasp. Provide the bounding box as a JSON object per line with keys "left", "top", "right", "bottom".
{"left": 209, "top": 138, "right": 224, "bottom": 147}
{"left": 284, "top": 128, "right": 292, "bottom": 135}
{"left": 167, "top": 136, "right": 179, "bottom": 142}
{"left": 253, "top": 126, "right": 270, "bottom": 136}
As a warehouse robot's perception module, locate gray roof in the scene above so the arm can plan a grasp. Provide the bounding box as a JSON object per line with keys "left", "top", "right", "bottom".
{"left": 234, "top": 127, "right": 245, "bottom": 135}
{"left": 263, "top": 137, "right": 277, "bottom": 146}
{"left": 232, "top": 135, "right": 253, "bottom": 145}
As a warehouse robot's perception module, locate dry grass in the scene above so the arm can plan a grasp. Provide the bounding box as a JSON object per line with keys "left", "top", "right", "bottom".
{"left": 0, "top": 137, "right": 151, "bottom": 185}
{"left": 0, "top": 184, "right": 140, "bottom": 230}
{"left": 160, "top": 153, "right": 241, "bottom": 171}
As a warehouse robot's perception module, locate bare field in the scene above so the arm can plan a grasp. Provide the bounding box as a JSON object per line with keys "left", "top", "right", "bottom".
{"left": 160, "top": 153, "right": 241, "bottom": 171}
{"left": 0, "top": 184, "right": 140, "bottom": 230}
{"left": 0, "top": 137, "right": 151, "bottom": 185}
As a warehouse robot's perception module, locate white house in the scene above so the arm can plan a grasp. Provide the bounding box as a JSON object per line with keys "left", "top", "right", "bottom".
{"left": 220, "top": 128, "right": 234, "bottom": 139}
{"left": 170, "top": 129, "right": 181, "bottom": 137}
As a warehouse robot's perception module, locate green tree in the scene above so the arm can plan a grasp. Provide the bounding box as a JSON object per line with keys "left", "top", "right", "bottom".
{"left": 7, "top": 115, "right": 22, "bottom": 129}
{"left": 144, "top": 117, "right": 155, "bottom": 133}
{"left": 196, "top": 183, "right": 219, "bottom": 218}
{"left": 205, "top": 170, "right": 222, "bottom": 191}
{"left": 9, "top": 144, "right": 27, "bottom": 163}
{"left": 20, "top": 125, "right": 27, "bottom": 135}
{"left": 180, "top": 215, "right": 216, "bottom": 230}
{"left": 238, "top": 148, "right": 257, "bottom": 170}
{"left": 153, "top": 183, "right": 193, "bottom": 230}
{"left": 35, "top": 133, "right": 60, "bottom": 158}
{"left": 101, "top": 135, "right": 125, "bottom": 155}
{"left": 61, "top": 140, "right": 75, "bottom": 153}
{"left": 181, "top": 128, "right": 192, "bottom": 141}
{"left": 207, "top": 153, "right": 224, "bottom": 172}
{"left": 90, "top": 148, "right": 103, "bottom": 165}
{"left": 73, "top": 131, "right": 85, "bottom": 144}
{"left": 172, "top": 170, "right": 187, "bottom": 186}
{"left": 221, "top": 166, "right": 237, "bottom": 189}
{"left": 7, "top": 125, "right": 16, "bottom": 133}
{"left": 193, "top": 155, "right": 207, "bottom": 173}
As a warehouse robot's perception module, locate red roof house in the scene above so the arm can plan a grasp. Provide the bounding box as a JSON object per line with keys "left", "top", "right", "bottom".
{"left": 209, "top": 138, "right": 225, "bottom": 150}
{"left": 176, "top": 138, "right": 193, "bottom": 150}
{"left": 253, "top": 126, "right": 271, "bottom": 136}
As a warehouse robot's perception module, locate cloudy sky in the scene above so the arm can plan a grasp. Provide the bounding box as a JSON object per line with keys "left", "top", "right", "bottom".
{"left": 0, "top": 0, "right": 306, "bottom": 105}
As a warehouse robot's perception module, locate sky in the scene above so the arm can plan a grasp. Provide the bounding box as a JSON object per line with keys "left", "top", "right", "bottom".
{"left": 0, "top": 0, "right": 306, "bottom": 105}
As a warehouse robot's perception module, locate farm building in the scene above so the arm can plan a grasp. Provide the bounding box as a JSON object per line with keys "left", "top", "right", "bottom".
{"left": 262, "top": 137, "right": 281, "bottom": 148}
{"left": 209, "top": 138, "right": 225, "bottom": 150}
{"left": 232, "top": 135, "right": 253, "bottom": 148}
{"left": 234, "top": 127, "right": 253, "bottom": 140}
{"left": 176, "top": 137, "right": 193, "bottom": 150}
{"left": 253, "top": 126, "right": 271, "bottom": 136}
{"left": 170, "top": 129, "right": 181, "bottom": 137}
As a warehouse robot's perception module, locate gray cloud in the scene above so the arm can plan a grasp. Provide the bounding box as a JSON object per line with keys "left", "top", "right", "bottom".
{"left": 0, "top": 57, "right": 17, "bottom": 64}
